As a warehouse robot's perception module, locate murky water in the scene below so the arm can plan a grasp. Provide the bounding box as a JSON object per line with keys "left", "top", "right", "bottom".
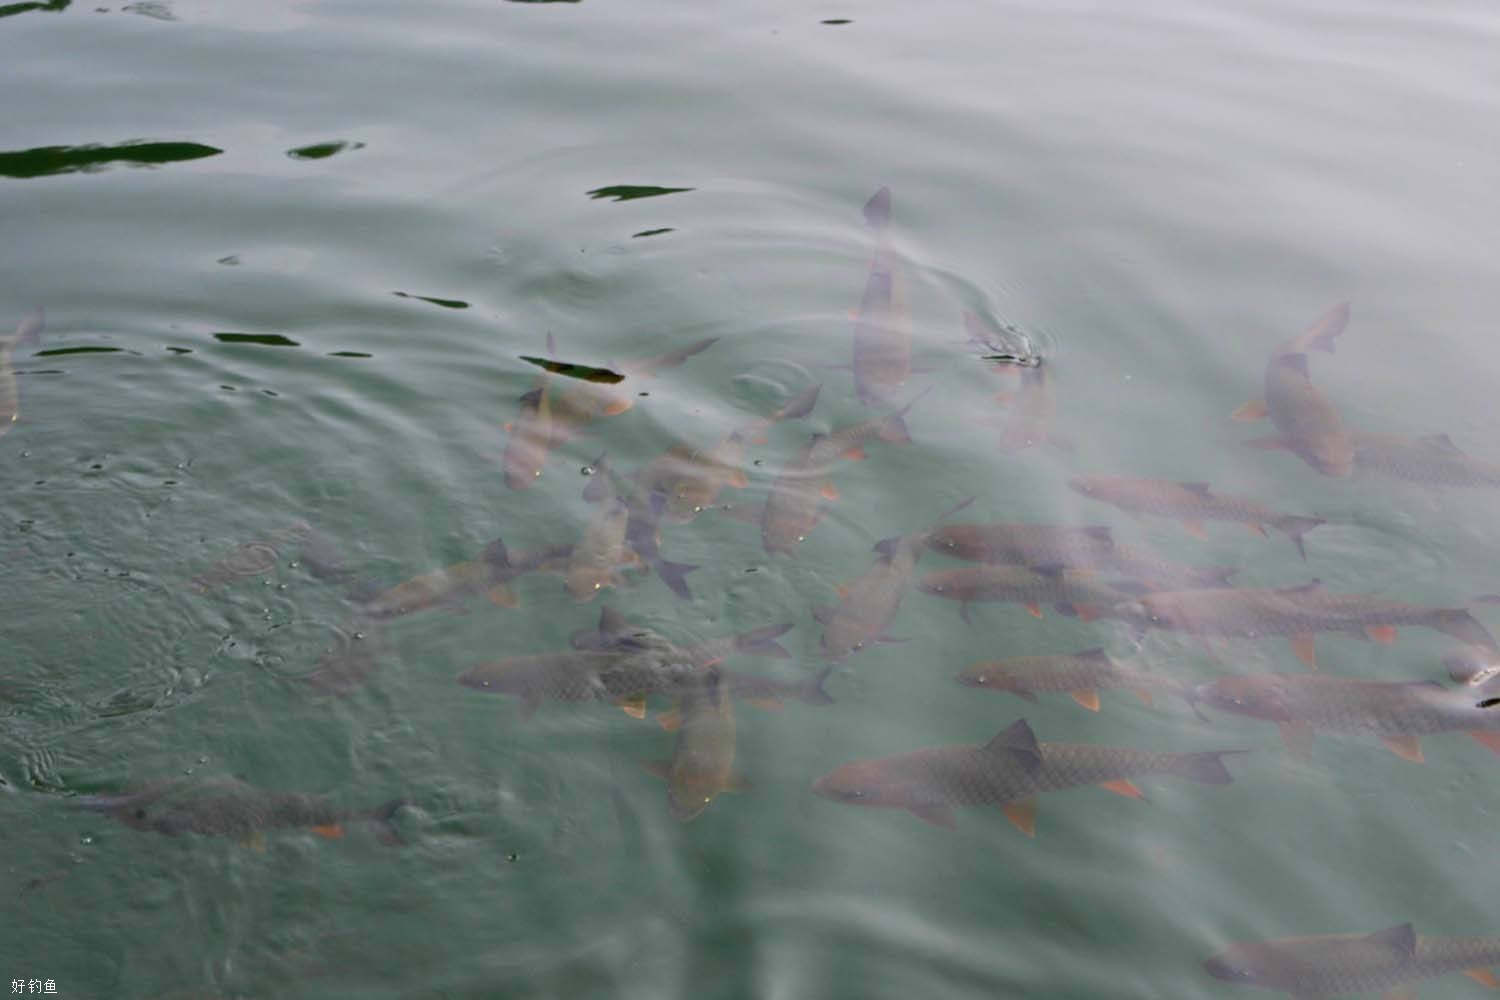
{"left": 6, "top": 1, "right": 1500, "bottom": 997}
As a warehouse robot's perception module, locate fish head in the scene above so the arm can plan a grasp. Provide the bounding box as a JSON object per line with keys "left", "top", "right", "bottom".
{"left": 913, "top": 571, "right": 962, "bottom": 597}
{"left": 810, "top": 759, "right": 915, "bottom": 809}
{"left": 924, "top": 526, "right": 984, "bottom": 560}
{"left": 1189, "top": 675, "right": 1294, "bottom": 721}
{"left": 954, "top": 663, "right": 1017, "bottom": 692}
{"left": 565, "top": 569, "right": 610, "bottom": 602}
{"left": 1306, "top": 439, "right": 1355, "bottom": 479}
{"left": 1202, "top": 945, "right": 1280, "bottom": 988}
{"left": 81, "top": 791, "right": 195, "bottom": 835}
{"left": 1107, "top": 597, "right": 1162, "bottom": 630}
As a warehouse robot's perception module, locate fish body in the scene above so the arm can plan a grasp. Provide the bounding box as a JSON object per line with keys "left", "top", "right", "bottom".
{"left": 1233, "top": 303, "right": 1354, "bottom": 478}
{"left": 0, "top": 307, "right": 43, "bottom": 437}
{"left": 503, "top": 343, "right": 556, "bottom": 490}
{"left": 78, "top": 776, "right": 406, "bottom": 845}
{"left": 964, "top": 312, "right": 1057, "bottom": 451}
{"left": 956, "top": 649, "right": 1175, "bottom": 711}
{"left": 1204, "top": 923, "right": 1500, "bottom": 998}
{"left": 619, "top": 487, "right": 698, "bottom": 601}
{"left": 926, "top": 521, "right": 1237, "bottom": 587}
{"left": 817, "top": 532, "right": 925, "bottom": 662}
{"left": 565, "top": 496, "right": 636, "bottom": 601}
{"left": 1353, "top": 432, "right": 1500, "bottom": 488}
{"left": 188, "top": 521, "right": 318, "bottom": 594}
{"left": 1188, "top": 672, "right": 1500, "bottom": 760}
{"left": 915, "top": 565, "right": 1136, "bottom": 623}
{"left": 1068, "top": 476, "right": 1323, "bottom": 557}
{"left": 1114, "top": 581, "right": 1498, "bottom": 664}
{"left": 360, "top": 541, "right": 571, "bottom": 619}
{"left": 645, "top": 666, "right": 746, "bottom": 822}
{"left": 295, "top": 618, "right": 388, "bottom": 697}
{"left": 852, "top": 187, "right": 911, "bottom": 406}
{"left": 811, "top": 718, "right": 1238, "bottom": 833}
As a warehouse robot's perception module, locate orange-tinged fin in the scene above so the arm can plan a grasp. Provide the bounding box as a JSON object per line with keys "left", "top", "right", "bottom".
{"left": 641, "top": 759, "right": 672, "bottom": 780}
{"left": 656, "top": 708, "right": 683, "bottom": 732}
{"left": 1133, "top": 688, "right": 1155, "bottom": 707}
{"left": 1365, "top": 625, "right": 1398, "bottom": 645}
{"left": 1069, "top": 689, "right": 1102, "bottom": 712}
{"left": 1002, "top": 798, "right": 1037, "bottom": 837}
{"left": 1464, "top": 968, "right": 1499, "bottom": 989}
{"left": 1249, "top": 522, "right": 1269, "bottom": 537}
{"left": 602, "top": 397, "right": 633, "bottom": 416}
{"left": 1380, "top": 735, "right": 1424, "bottom": 763}
{"left": 1231, "top": 400, "right": 1269, "bottom": 422}
{"left": 1468, "top": 731, "right": 1500, "bottom": 755}
{"left": 745, "top": 697, "right": 784, "bottom": 711}
{"left": 618, "top": 695, "right": 647, "bottom": 720}
{"left": 1024, "top": 602, "right": 1044, "bottom": 619}
{"left": 1279, "top": 722, "right": 1315, "bottom": 761}
{"left": 907, "top": 804, "right": 958, "bottom": 830}
{"left": 1289, "top": 635, "right": 1318, "bottom": 670}
{"left": 311, "top": 824, "right": 346, "bottom": 840}
{"left": 1099, "top": 779, "right": 1144, "bottom": 800}
{"left": 1181, "top": 520, "right": 1209, "bottom": 540}
{"left": 821, "top": 482, "right": 840, "bottom": 501}
{"left": 486, "top": 584, "right": 520, "bottom": 608}
{"left": 842, "top": 445, "right": 867, "bottom": 461}
{"left": 836, "top": 584, "right": 851, "bottom": 600}
{"left": 729, "top": 469, "right": 749, "bottom": 488}
{"left": 1074, "top": 605, "right": 1101, "bottom": 624}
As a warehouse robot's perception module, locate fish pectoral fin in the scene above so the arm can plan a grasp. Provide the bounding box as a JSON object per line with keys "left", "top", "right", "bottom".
{"left": 745, "top": 697, "right": 784, "bottom": 711}
{"left": 724, "top": 771, "right": 753, "bottom": 793}
{"left": 486, "top": 584, "right": 520, "bottom": 608}
{"left": 1001, "top": 798, "right": 1037, "bottom": 837}
{"left": 1098, "top": 779, "right": 1145, "bottom": 800}
{"left": 1069, "top": 689, "right": 1102, "bottom": 712}
{"left": 812, "top": 605, "right": 838, "bottom": 625}
{"left": 1278, "top": 722, "right": 1316, "bottom": 761}
{"left": 841, "top": 445, "right": 868, "bottom": 461}
{"left": 1464, "top": 968, "right": 1500, "bottom": 989}
{"left": 1231, "top": 400, "right": 1269, "bottom": 422}
{"left": 617, "top": 695, "right": 648, "bottom": 720}
{"left": 1380, "top": 735, "right": 1424, "bottom": 763}
{"left": 1181, "top": 519, "right": 1209, "bottom": 540}
{"left": 820, "top": 481, "right": 841, "bottom": 501}
{"left": 311, "top": 824, "right": 346, "bottom": 840}
{"left": 1288, "top": 635, "right": 1318, "bottom": 670}
{"left": 656, "top": 708, "right": 684, "bottom": 732}
{"left": 1248, "top": 522, "right": 1269, "bottom": 537}
{"left": 907, "top": 803, "right": 958, "bottom": 830}
{"left": 241, "top": 831, "right": 268, "bottom": 852}
{"left": 1023, "top": 602, "right": 1044, "bottom": 619}
{"left": 641, "top": 759, "right": 673, "bottom": 780}
{"left": 1468, "top": 731, "right": 1500, "bottom": 755}
{"left": 729, "top": 469, "right": 750, "bottom": 488}
{"left": 1133, "top": 688, "right": 1155, "bottom": 707}
{"left": 1365, "top": 625, "right": 1398, "bottom": 645}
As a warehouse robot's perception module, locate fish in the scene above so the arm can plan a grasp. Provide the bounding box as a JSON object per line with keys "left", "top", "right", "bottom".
{"left": 1352, "top": 432, "right": 1500, "bottom": 488}
{"left": 633, "top": 383, "right": 822, "bottom": 523}
{"left": 359, "top": 540, "right": 574, "bottom": 619}
{"left": 1204, "top": 923, "right": 1500, "bottom": 998}
{"left": 816, "top": 497, "right": 975, "bottom": 662}
{"left": 620, "top": 486, "right": 699, "bottom": 601}
{"left": 811, "top": 717, "right": 1240, "bottom": 834}
{"left": 1186, "top": 671, "right": 1500, "bottom": 762}
{"left": 293, "top": 618, "right": 388, "bottom": 697}
{"left": 851, "top": 187, "right": 911, "bottom": 406}
{"left": 964, "top": 312, "right": 1060, "bottom": 452}
{"left": 926, "top": 520, "right": 1240, "bottom": 586}
{"left": 188, "top": 521, "right": 327, "bottom": 594}
{"left": 582, "top": 456, "right": 698, "bottom": 600}
{"left": 956, "top": 649, "right": 1179, "bottom": 712}
{"left": 456, "top": 608, "right": 794, "bottom": 722}
{"left": 914, "top": 564, "right": 1142, "bottom": 624}
{"left": 1112, "top": 580, "right": 1499, "bottom": 669}
{"left": 643, "top": 665, "right": 748, "bottom": 822}
{"left": 0, "top": 307, "right": 43, "bottom": 437}
{"left": 1231, "top": 302, "right": 1354, "bottom": 478}
{"left": 77, "top": 776, "right": 408, "bottom": 847}
{"left": 502, "top": 334, "right": 557, "bottom": 490}
{"left": 1068, "top": 476, "right": 1324, "bottom": 557}
{"left": 758, "top": 395, "right": 921, "bottom": 555}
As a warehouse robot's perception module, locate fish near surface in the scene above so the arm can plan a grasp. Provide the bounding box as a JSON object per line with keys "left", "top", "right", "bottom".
{"left": 1113, "top": 580, "right": 1499, "bottom": 669}
{"left": 566, "top": 458, "right": 639, "bottom": 601}
{"left": 293, "top": 617, "right": 388, "bottom": 697}
{"left": 546, "top": 336, "right": 719, "bottom": 450}
{"left": 1204, "top": 923, "right": 1500, "bottom": 998}
{"left": 0, "top": 307, "right": 43, "bottom": 437}
{"left": 926, "top": 520, "right": 1239, "bottom": 586}
{"left": 852, "top": 186, "right": 911, "bottom": 407}
{"left": 78, "top": 776, "right": 407, "bottom": 846}
{"left": 188, "top": 521, "right": 322, "bottom": 594}
{"left": 956, "top": 649, "right": 1176, "bottom": 712}
{"left": 1352, "top": 431, "right": 1500, "bottom": 488}
{"left": 811, "top": 718, "right": 1239, "bottom": 834}
{"left": 915, "top": 564, "right": 1140, "bottom": 624}
{"left": 964, "top": 312, "right": 1060, "bottom": 452}
{"left": 619, "top": 485, "right": 699, "bottom": 601}
{"left": 360, "top": 540, "right": 572, "bottom": 619}
{"left": 503, "top": 334, "right": 557, "bottom": 490}
{"left": 1068, "top": 475, "right": 1324, "bottom": 558}
{"left": 1188, "top": 671, "right": 1500, "bottom": 761}
{"left": 1232, "top": 302, "right": 1354, "bottom": 478}
{"left": 643, "top": 665, "right": 749, "bottom": 822}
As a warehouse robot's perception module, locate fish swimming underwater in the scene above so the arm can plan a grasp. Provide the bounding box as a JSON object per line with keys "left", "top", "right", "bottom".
{"left": 578, "top": 457, "right": 698, "bottom": 601}
{"left": 1232, "top": 301, "right": 1354, "bottom": 478}
{"left": 915, "top": 564, "right": 1142, "bottom": 623}
{"left": 292, "top": 617, "right": 388, "bottom": 698}
{"left": 1352, "top": 431, "right": 1500, "bottom": 488}
{"left": 1187, "top": 671, "right": 1500, "bottom": 761}
{"left": 851, "top": 186, "right": 912, "bottom": 407}
{"left": 643, "top": 666, "right": 749, "bottom": 822}
{"left": 1112, "top": 580, "right": 1499, "bottom": 668}
{"left": 1204, "top": 923, "right": 1500, "bottom": 998}
{"left": 78, "top": 776, "right": 408, "bottom": 847}
{"left": 964, "top": 312, "right": 1061, "bottom": 453}
{"left": 811, "top": 718, "right": 1240, "bottom": 835}
{"left": 1068, "top": 476, "right": 1324, "bottom": 558}
{"left": 956, "top": 648, "right": 1178, "bottom": 712}
{"left": 188, "top": 521, "right": 343, "bottom": 595}
{"left": 359, "top": 540, "right": 574, "bottom": 619}
{"left": 503, "top": 334, "right": 558, "bottom": 490}
{"left": 0, "top": 306, "right": 43, "bottom": 438}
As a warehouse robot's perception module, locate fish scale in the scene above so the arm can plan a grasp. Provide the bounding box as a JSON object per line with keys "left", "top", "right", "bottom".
{"left": 1207, "top": 927, "right": 1500, "bottom": 997}
{"left": 959, "top": 652, "right": 1166, "bottom": 701}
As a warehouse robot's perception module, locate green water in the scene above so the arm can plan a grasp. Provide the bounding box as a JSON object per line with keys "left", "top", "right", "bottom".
{"left": 6, "top": 1, "right": 1500, "bottom": 997}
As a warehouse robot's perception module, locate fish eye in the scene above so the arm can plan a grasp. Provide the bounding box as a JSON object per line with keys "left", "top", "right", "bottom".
{"left": 135, "top": 809, "right": 147, "bottom": 820}
{"left": 482, "top": 681, "right": 491, "bottom": 688}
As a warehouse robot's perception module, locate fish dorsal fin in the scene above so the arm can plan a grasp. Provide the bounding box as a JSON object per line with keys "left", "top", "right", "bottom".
{"left": 1416, "top": 433, "right": 1465, "bottom": 455}
{"left": 1277, "top": 353, "right": 1311, "bottom": 376}
{"left": 518, "top": 387, "right": 543, "bottom": 405}
{"left": 1177, "top": 481, "right": 1213, "bottom": 496}
{"left": 1278, "top": 579, "right": 1325, "bottom": 597}
{"left": 1363, "top": 924, "right": 1417, "bottom": 961}
{"left": 482, "top": 538, "right": 511, "bottom": 568}
{"left": 596, "top": 605, "right": 628, "bottom": 638}
{"left": 983, "top": 719, "right": 1042, "bottom": 775}
{"left": 873, "top": 537, "right": 901, "bottom": 559}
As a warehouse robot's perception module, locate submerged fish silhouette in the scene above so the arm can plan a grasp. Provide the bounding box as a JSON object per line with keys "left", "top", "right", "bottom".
{"left": 0, "top": 306, "right": 43, "bottom": 437}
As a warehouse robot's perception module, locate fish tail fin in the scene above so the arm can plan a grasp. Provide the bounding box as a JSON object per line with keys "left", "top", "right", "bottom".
{"left": 734, "top": 623, "right": 795, "bottom": 659}
{"left": 12, "top": 307, "right": 43, "bottom": 350}
{"left": 878, "top": 411, "right": 913, "bottom": 446}
{"left": 862, "top": 186, "right": 892, "bottom": 230}
{"left": 776, "top": 383, "right": 822, "bottom": 422}
{"left": 1432, "top": 609, "right": 1500, "bottom": 651}
{"left": 1274, "top": 516, "right": 1324, "bottom": 560}
{"left": 367, "top": 798, "right": 409, "bottom": 847}
{"left": 800, "top": 666, "right": 837, "bottom": 705}
{"left": 1171, "top": 750, "right": 1246, "bottom": 785}
{"left": 654, "top": 560, "right": 698, "bottom": 601}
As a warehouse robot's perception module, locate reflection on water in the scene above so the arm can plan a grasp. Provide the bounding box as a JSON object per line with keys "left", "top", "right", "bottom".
{"left": 0, "top": 141, "right": 220, "bottom": 179}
